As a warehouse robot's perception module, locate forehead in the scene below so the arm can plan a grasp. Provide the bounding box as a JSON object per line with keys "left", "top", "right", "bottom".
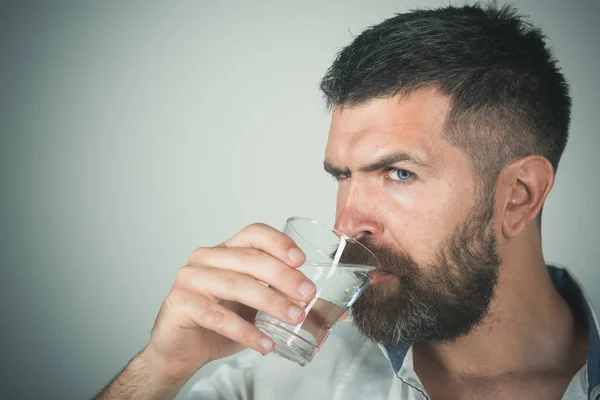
{"left": 325, "top": 88, "right": 453, "bottom": 166}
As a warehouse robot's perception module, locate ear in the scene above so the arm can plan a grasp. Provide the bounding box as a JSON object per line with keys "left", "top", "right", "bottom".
{"left": 498, "top": 155, "right": 555, "bottom": 238}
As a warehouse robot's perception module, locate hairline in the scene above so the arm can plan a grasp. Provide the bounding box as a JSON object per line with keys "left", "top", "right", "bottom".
{"left": 328, "top": 87, "right": 545, "bottom": 228}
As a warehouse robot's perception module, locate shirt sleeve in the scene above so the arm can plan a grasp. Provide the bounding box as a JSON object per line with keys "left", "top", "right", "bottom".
{"left": 187, "top": 352, "right": 257, "bottom": 400}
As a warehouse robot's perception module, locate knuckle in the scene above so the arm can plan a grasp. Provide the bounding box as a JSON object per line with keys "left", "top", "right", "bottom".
{"left": 242, "top": 223, "right": 273, "bottom": 244}
{"left": 274, "top": 267, "right": 289, "bottom": 287}
{"left": 276, "top": 265, "right": 304, "bottom": 288}
{"left": 245, "top": 222, "right": 268, "bottom": 233}
{"left": 244, "top": 328, "right": 260, "bottom": 347}
{"left": 189, "top": 246, "right": 208, "bottom": 262}
{"left": 265, "top": 289, "right": 285, "bottom": 310}
{"left": 175, "top": 265, "right": 193, "bottom": 286}
{"left": 274, "top": 234, "right": 293, "bottom": 249}
{"left": 206, "top": 307, "right": 226, "bottom": 331}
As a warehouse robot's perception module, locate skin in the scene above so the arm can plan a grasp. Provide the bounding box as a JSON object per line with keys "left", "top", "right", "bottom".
{"left": 95, "top": 87, "right": 588, "bottom": 400}
{"left": 325, "top": 87, "right": 588, "bottom": 399}
{"left": 94, "top": 224, "right": 318, "bottom": 399}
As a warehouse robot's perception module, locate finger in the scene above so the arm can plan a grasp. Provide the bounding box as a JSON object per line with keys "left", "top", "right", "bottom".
{"left": 338, "top": 309, "right": 351, "bottom": 322}
{"left": 183, "top": 267, "right": 308, "bottom": 326}
{"left": 187, "top": 296, "right": 275, "bottom": 354}
{"left": 220, "top": 223, "right": 306, "bottom": 267}
{"left": 188, "top": 247, "right": 316, "bottom": 302}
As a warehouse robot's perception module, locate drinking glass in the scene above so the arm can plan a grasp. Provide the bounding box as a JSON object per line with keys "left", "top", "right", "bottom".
{"left": 254, "top": 217, "right": 380, "bottom": 366}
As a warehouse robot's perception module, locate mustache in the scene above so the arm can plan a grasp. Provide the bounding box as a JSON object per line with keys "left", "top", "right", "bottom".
{"left": 336, "top": 237, "right": 418, "bottom": 276}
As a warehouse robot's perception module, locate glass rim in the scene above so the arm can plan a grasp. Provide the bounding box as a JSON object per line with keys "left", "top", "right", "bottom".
{"left": 285, "top": 216, "right": 381, "bottom": 269}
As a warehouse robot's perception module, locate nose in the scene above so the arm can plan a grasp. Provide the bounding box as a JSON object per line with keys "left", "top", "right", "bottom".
{"left": 334, "top": 189, "right": 383, "bottom": 241}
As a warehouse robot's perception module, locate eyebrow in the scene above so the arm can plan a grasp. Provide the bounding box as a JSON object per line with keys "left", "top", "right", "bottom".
{"left": 323, "top": 151, "right": 428, "bottom": 176}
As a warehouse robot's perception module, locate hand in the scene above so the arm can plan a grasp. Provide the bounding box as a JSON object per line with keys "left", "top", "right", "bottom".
{"left": 144, "top": 223, "right": 317, "bottom": 382}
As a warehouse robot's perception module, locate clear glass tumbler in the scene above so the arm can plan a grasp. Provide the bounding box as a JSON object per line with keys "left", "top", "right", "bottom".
{"left": 254, "top": 217, "right": 380, "bottom": 366}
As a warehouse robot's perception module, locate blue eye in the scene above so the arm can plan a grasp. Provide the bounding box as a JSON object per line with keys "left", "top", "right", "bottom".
{"left": 388, "top": 168, "right": 414, "bottom": 182}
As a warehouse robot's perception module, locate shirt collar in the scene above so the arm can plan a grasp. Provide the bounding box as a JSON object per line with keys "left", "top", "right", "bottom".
{"left": 381, "top": 265, "right": 600, "bottom": 398}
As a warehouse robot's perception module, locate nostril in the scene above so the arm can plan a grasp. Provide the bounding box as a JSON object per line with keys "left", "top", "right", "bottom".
{"left": 334, "top": 209, "right": 383, "bottom": 240}
{"left": 352, "top": 231, "right": 372, "bottom": 242}
{"left": 335, "top": 224, "right": 378, "bottom": 241}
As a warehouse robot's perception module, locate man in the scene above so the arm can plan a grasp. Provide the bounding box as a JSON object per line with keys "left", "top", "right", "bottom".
{"left": 94, "top": 4, "right": 599, "bottom": 400}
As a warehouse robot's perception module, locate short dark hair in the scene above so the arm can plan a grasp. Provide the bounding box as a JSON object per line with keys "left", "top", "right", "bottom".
{"left": 320, "top": 3, "right": 571, "bottom": 190}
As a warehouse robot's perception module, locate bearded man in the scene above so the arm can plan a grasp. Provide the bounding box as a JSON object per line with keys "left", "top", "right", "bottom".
{"left": 95, "top": 4, "right": 598, "bottom": 400}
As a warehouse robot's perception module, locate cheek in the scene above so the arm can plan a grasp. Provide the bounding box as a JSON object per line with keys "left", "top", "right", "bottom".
{"left": 390, "top": 181, "right": 445, "bottom": 219}
{"left": 386, "top": 186, "right": 440, "bottom": 244}
{"left": 385, "top": 181, "right": 472, "bottom": 261}
{"left": 334, "top": 176, "right": 475, "bottom": 264}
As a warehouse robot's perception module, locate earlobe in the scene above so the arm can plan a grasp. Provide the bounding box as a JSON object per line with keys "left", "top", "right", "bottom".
{"left": 501, "top": 156, "right": 554, "bottom": 238}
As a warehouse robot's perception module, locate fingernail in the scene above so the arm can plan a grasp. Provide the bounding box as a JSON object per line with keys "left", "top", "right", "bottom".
{"left": 288, "top": 248, "right": 304, "bottom": 264}
{"left": 260, "top": 337, "right": 273, "bottom": 351}
{"left": 298, "top": 281, "right": 315, "bottom": 296}
{"left": 288, "top": 305, "right": 303, "bottom": 319}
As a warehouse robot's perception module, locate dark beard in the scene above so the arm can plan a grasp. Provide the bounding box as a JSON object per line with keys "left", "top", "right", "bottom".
{"left": 345, "top": 197, "right": 501, "bottom": 346}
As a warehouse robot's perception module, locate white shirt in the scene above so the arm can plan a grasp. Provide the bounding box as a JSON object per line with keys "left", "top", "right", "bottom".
{"left": 189, "top": 266, "right": 600, "bottom": 400}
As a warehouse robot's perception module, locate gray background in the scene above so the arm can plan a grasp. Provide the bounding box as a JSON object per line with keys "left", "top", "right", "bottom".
{"left": 1, "top": 1, "right": 598, "bottom": 399}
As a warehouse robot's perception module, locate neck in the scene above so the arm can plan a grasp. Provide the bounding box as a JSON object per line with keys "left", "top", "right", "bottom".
{"left": 414, "top": 229, "right": 588, "bottom": 378}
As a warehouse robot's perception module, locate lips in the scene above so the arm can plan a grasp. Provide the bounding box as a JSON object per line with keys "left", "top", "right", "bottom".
{"left": 369, "top": 269, "right": 395, "bottom": 285}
